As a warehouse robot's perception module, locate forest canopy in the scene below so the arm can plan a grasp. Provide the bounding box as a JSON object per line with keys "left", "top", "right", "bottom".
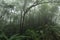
{"left": 0, "top": 0, "right": 60, "bottom": 40}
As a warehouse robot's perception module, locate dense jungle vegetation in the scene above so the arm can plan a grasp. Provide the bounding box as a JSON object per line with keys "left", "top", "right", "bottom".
{"left": 0, "top": 0, "right": 60, "bottom": 40}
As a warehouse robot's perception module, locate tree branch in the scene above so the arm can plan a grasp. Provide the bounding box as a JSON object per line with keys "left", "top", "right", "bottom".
{"left": 24, "top": 1, "right": 60, "bottom": 14}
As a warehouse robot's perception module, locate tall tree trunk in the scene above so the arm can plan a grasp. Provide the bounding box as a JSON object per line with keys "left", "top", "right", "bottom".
{"left": 20, "top": 0, "right": 27, "bottom": 34}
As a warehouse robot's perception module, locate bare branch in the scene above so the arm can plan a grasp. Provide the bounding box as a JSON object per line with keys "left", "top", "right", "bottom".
{"left": 24, "top": 1, "right": 60, "bottom": 14}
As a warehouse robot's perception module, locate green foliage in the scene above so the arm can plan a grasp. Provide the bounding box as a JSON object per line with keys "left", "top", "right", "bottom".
{"left": 0, "top": 0, "right": 60, "bottom": 40}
